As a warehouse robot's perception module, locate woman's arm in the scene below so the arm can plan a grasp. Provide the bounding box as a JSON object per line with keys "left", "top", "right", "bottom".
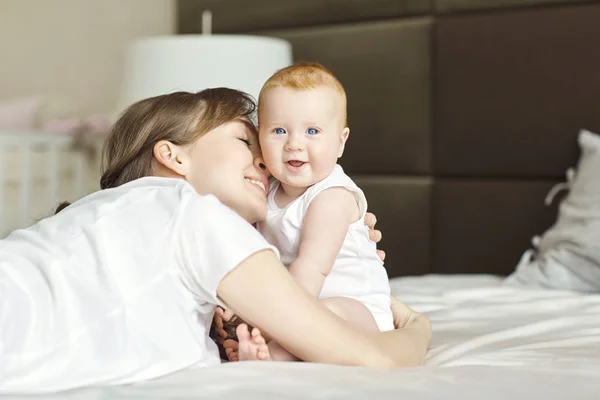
{"left": 212, "top": 208, "right": 384, "bottom": 345}
{"left": 374, "top": 297, "right": 432, "bottom": 367}
{"left": 217, "top": 249, "right": 430, "bottom": 369}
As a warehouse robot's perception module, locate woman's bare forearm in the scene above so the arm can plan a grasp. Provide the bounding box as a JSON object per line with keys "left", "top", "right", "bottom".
{"left": 368, "top": 315, "right": 431, "bottom": 367}
{"left": 217, "top": 250, "right": 400, "bottom": 368}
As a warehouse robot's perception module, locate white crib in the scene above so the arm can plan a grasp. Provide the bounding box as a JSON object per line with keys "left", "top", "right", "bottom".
{"left": 0, "top": 131, "right": 103, "bottom": 238}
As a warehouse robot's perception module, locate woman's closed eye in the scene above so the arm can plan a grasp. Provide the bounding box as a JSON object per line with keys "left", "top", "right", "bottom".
{"left": 238, "top": 138, "right": 251, "bottom": 146}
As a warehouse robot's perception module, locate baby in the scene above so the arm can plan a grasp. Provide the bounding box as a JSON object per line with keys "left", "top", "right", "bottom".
{"left": 221, "top": 62, "right": 393, "bottom": 361}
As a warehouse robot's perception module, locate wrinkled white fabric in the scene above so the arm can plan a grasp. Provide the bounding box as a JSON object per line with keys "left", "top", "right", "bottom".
{"left": 0, "top": 177, "right": 277, "bottom": 393}
{"left": 4, "top": 274, "right": 599, "bottom": 399}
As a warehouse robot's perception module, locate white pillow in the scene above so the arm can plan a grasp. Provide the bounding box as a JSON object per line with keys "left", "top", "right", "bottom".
{"left": 506, "top": 129, "right": 600, "bottom": 292}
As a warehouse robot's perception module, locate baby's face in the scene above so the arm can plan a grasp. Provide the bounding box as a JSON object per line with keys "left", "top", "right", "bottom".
{"left": 258, "top": 86, "right": 348, "bottom": 189}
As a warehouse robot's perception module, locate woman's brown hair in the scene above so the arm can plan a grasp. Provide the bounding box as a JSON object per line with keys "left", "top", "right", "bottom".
{"left": 56, "top": 88, "right": 256, "bottom": 213}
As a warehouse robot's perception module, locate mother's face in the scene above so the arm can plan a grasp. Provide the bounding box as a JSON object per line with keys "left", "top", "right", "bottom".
{"left": 185, "top": 119, "right": 271, "bottom": 224}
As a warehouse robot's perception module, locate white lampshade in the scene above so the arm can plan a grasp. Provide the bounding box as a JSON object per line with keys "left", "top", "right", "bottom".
{"left": 117, "top": 34, "right": 293, "bottom": 112}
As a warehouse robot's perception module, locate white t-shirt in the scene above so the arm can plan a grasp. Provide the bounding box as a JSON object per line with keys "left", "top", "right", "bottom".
{"left": 0, "top": 177, "right": 278, "bottom": 393}
{"left": 257, "top": 165, "right": 393, "bottom": 331}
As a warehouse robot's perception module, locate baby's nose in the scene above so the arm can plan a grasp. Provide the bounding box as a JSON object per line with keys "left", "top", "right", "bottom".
{"left": 285, "top": 138, "right": 304, "bottom": 151}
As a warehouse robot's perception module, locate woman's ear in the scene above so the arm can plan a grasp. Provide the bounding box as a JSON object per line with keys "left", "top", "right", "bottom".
{"left": 338, "top": 127, "right": 350, "bottom": 158}
{"left": 153, "top": 140, "right": 189, "bottom": 176}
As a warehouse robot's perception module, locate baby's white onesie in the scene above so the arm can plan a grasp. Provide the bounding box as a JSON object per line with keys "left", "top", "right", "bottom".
{"left": 258, "top": 164, "right": 393, "bottom": 331}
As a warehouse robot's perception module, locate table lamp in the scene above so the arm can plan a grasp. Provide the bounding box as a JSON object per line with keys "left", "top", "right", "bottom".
{"left": 117, "top": 11, "right": 293, "bottom": 113}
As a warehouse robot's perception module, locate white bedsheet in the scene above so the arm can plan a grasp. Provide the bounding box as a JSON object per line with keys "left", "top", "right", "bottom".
{"left": 5, "top": 274, "right": 600, "bottom": 399}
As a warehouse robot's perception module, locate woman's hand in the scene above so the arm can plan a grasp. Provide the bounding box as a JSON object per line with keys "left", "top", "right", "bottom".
{"left": 390, "top": 296, "right": 432, "bottom": 348}
{"left": 364, "top": 212, "right": 385, "bottom": 262}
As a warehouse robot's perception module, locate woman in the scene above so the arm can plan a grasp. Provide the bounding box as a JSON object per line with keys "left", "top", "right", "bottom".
{"left": 0, "top": 88, "right": 431, "bottom": 393}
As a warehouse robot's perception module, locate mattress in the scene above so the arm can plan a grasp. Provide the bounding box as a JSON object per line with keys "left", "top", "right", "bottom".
{"left": 4, "top": 274, "right": 600, "bottom": 399}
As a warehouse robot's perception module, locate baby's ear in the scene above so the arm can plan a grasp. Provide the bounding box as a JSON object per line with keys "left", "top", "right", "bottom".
{"left": 338, "top": 127, "right": 350, "bottom": 158}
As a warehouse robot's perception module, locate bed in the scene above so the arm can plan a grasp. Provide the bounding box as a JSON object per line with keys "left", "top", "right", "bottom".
{"left": 5, "top": 0, "right": 600, "bottom": 397}
{"left": 5, "top": 274, "right": 599, "bottom": 399}
{"left": 129, "top": 0, "right": 600, "bottom": 397}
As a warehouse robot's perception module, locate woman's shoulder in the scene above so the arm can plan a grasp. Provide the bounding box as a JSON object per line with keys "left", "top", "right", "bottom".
{"left": 183, "top": 192, "right": 249, "bottom": 225}
{"left": 116, "top": 176, "right": 191, "bottom": 194}
{"left": 52, "top": 177, "right": 194, "bottom": 226}
{"left": 54, "top": 177, "right": 245, "bottom": 235}
{"left": 89, "top": 177, "right": 193, "bottom": 207}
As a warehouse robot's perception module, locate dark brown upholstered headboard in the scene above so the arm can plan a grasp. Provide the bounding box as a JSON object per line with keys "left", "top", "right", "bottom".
{"left": 178, "top": 0, "right": 600, "bottom": 278}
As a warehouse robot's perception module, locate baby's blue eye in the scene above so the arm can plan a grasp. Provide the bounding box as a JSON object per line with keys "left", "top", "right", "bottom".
{"left": 274, "top": 128, "right": 286, "bottom": 135}
{"left": 307, "top": 128, "right": 318, "bottom": 135}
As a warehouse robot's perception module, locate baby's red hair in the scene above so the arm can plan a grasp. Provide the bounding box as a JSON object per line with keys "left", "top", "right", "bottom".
{"left": 258, "top": 62, "right": 347, "bottom": 125}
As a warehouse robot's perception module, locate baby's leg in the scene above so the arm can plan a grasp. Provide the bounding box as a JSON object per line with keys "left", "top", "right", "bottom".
{"left": 266, "top": 297, "right": 379, "bottom": 362}
{"left": 320, "top": 297, "right": 380, "bottom": 332}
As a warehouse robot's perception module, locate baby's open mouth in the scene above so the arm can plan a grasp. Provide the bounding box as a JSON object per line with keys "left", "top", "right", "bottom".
{"left": 287, "top": 160, "right": 306, "bottom": 167}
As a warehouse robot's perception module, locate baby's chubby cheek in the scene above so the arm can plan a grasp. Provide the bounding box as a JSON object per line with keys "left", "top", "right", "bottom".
{"left": 259, "top": 151, "right": 279, "bottom": 176}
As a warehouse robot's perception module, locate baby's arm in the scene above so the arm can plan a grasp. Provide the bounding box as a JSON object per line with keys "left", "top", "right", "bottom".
{"left": 289, "top": 187, "right": 360, "bottom": 297}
